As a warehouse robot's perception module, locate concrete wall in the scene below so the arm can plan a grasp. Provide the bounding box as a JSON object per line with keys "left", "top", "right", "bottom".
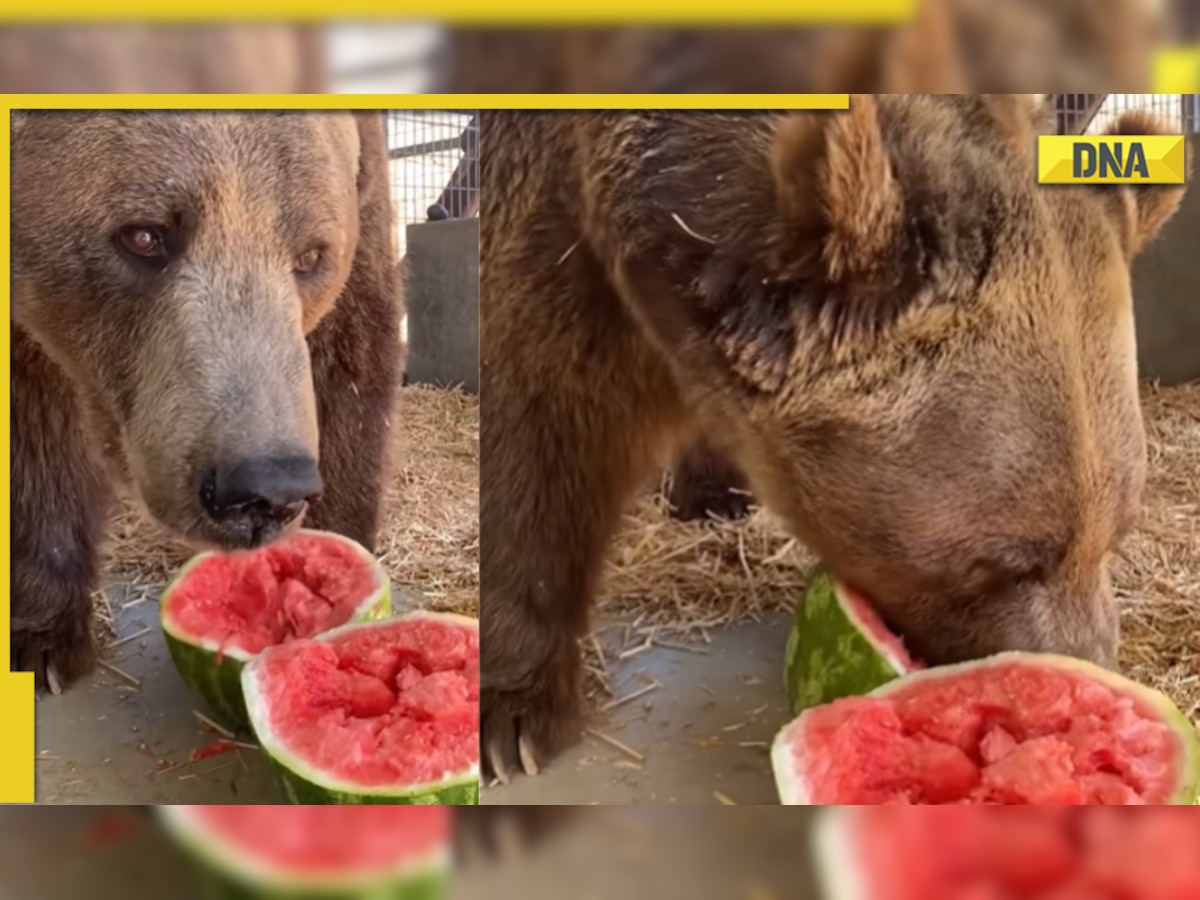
{"left": 1132, "top": 134, "right": 1200, "bottom": 385}
{"left": 403, "top": 218, "right": 479, "bottom": 394}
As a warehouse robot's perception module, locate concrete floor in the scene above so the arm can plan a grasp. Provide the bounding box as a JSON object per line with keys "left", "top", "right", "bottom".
{"left": 483, "top": 612, "right": 794, "bottom": 805}
{"left": 34, "top": 588, "right": 793, "bottom": 804}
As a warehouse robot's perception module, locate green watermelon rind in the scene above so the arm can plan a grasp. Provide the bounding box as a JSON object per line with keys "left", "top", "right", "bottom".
{"left": 159, "top": 529, "right": 392, "bottom": 731}
{"left": 191, "top": 866, "right": 446, "bottom": 900}
{"left": 156, "top": 805, "right": 449, "bottom": 899}
{"left": 242, "top": 611, "right": 480, "bottom": 806}
{"left": 784, "top": 567, "right": 912, "bottom": 716}
{"left": 773, "top": 651, "right": 1200, "bottom": 806}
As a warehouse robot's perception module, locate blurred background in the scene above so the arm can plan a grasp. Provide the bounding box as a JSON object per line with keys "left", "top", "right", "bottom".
{"left": 0, "top": 0, "right": 1198, "bottom": 96}
{"left": 3, "top": 807, "right": 1198, "bottom": 900}
{"left": 0, "top": 807, "right": 822, "bottom": 900}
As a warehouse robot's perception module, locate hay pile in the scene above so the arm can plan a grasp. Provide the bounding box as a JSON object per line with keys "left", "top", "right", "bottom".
{"left": 1112, "top": 382, "right": 1200, "bottom": 727}
{"left": 98, "top": 384, "right": 480, "bottom": 629}
{"left": 597, "top": 382, "right": 1200, "bottom": 726}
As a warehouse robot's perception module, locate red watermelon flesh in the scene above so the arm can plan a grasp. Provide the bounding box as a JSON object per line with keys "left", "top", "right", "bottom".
{"left": 787, "top": 659, "right": 1183, "bottom": 804}
{"left": 167, "top": 531, "right": 380, "bottom": 656}
{"left": 177, "top": 806, "right": 448, "bottom": 875}
{"left": 254, "top": 617, "right": 479, "bottom": 787}
{"left": 842, "top": 583, "right": 925, "bottom": 672}
{"left": 826, "top": 807, "right": 1200, "bottom": 900}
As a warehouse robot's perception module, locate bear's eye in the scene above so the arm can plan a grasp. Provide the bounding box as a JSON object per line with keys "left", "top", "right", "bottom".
{"left": 118, "top": 226, "right": 167, "bottom": 259}
{"left": 294, "top": 248, "right": 322, "bottom": 275}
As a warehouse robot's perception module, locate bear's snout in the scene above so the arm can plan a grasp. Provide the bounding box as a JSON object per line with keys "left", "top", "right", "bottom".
{"left": 198, "top": 453, "right": 323, "bottom": 548}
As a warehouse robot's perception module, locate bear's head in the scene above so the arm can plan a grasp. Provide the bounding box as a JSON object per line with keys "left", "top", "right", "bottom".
{"left": 11, "top": 111, "right": 367, "bottom": 549}
{"left": 647, "top": 95, "right": 1190, "bottom": 667}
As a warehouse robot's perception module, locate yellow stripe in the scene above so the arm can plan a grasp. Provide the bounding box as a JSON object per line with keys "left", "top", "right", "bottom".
{"left": 1, "top": 0, "right": 914, "bottom": 22}
{"left": 8, "top": 93, "right": 850, "bottom": 111}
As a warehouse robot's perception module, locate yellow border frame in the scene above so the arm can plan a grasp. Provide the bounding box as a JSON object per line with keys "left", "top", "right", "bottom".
{"left": 0, "top": 96, "right": 31, "bottom": 804}
{"left": 1, "top": 0, "right": 916, "bottom": 23}
{"left": 8, "top": 95, "right": 850, "bottom": 111}
{"left": 0, "top": 91, "right": 849, "bottom": 804}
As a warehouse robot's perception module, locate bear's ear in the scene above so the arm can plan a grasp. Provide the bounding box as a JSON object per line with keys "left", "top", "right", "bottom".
{"left": 1098, "top": 111, "right": 1191, "bottom": 258}
{"left": 692, "top": 97, "right": 918, "bottom": 393}
{"left": 979, "top": 93, "right": 1053, "bottom": 148}
{"left": 760, "top": 93, "right": 945, "bottom": 351}
{"left": 771, "top": 94, "right": 904, "bottom": 287}
{"left": 352, "top": 111, "right": 382, "bottom": 206}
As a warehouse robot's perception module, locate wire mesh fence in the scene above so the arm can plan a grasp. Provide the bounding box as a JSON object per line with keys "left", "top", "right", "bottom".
{"left": 385, "top": 109, "right": 479, "bottom": 257}
{"left": 1052, "top": 94, "right": 1199, "bottom": 135}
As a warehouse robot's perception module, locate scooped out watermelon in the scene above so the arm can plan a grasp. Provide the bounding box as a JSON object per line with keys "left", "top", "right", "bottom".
{"left": 160, "top": 529, "right": 391, "bottom": 730}
{"left": 785, "top": 568, "right": 923, "bottom": 714}
{"left": 157, "top": 805, "right": 449, "bottom": 900}
{"left": 814, "top": 806, "right": 1200, "bottom": 899}
{"left": 242, "top": 611, "right": 480, "bottom": 805}
{"left": 773, "top": 652, "right": 1200, "bottom": 805}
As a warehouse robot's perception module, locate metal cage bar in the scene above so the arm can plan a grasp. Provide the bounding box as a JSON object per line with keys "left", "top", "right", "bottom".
{"left": 1053, "top": 93, "right": 1198, "bottom": 136}
{"left": 385, "top": 109, "right": 480, "bottom": 257}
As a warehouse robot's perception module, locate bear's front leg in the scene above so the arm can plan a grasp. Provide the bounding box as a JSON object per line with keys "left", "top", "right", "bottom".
{"left": 302, "top": 112, "right": 403, "bottom": 551}
{"left": 11, "top": 326, "right": 110, "bottom": 693}
{"left": 479, "top": 269, "right": 685, "bottom": 784}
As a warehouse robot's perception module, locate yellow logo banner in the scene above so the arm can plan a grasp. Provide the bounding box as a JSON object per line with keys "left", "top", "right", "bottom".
{"left": 1037, "top": 136, "right": 1188, "bottom": 185}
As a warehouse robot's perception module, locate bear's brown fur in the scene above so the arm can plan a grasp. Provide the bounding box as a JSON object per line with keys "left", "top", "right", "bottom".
{"left": 478, "top": 96, "right": 1190, "bottom": 782}
{"left": 438, "top": 3, "right": 1165, "bottom": 526}
{"left": 11, "top": 111, "right": 402, "bottom": 692}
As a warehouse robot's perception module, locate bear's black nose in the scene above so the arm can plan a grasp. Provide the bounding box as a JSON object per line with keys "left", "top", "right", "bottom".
{"left": 201, "top": 455, "right": 323, "bottom": 523}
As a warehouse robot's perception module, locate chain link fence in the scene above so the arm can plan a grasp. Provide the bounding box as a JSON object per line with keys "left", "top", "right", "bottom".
{"left": 1052, "top": 94, "right": 1199, "bottom": 135}
{"left": 385, "top": 109, "right": 479, "bottom": 258}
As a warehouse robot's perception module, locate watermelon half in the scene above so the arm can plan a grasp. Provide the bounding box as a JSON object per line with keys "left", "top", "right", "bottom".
{"left": 773, "top": 652, "right": 1200, "bottom": 805}
{"left": 242, "top": 611, "right": 480, "bottom": 805}
{"left": 157, "top": 805, "right": 449, "bottom": 899}
{"left": 814, "top": 806, "right": 1200, "bottom": 899}
{"left": 785, "top": 568, "right": 923, "bottom": 714}
{"left": 160, "top": 529, "right": 391, "bottom": 729}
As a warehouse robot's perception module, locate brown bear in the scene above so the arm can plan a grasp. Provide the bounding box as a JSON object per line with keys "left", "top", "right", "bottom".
{"left": 437, "top": 5, "right": 1167, "bottom": 526}
{"left": 478, "top": 96, "right": 1191, "bottom": 783}
{"left": 11, "top": 110, "right": 403, "bottom": 693}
